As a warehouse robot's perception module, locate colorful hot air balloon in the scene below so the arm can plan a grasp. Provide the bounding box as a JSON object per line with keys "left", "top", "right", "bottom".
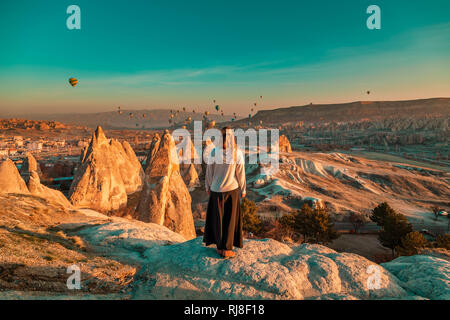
{"left": 215, "top": 105, "right": 220, "bottom": 111}
{"left": 205, "top": 111, "right": 209, "bottom": 116}
{"left": 248, "top": 114, "right": 251, "bottom": 118}
{"left": 69, "top": 77, "right": 78, "bottom": 87}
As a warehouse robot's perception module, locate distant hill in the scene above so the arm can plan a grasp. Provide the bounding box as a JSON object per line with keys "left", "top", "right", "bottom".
{"left": 234, "top": 98, "right": 450, "bottom": 126}
{"left": 19, "top": 109, "right": 234, "bottom": 130}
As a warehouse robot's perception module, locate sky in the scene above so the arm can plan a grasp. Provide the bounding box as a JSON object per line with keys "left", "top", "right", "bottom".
{"left": 0, "top": 0, "right": 449, "bottom": 115}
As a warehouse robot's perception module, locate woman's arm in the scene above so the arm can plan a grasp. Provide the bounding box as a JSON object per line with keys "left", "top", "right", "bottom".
{"left": 235, "top": 150, "right": 246, "bottom": 197}
{"left": 205, "top": 161, "right": 214, "bottom": 193}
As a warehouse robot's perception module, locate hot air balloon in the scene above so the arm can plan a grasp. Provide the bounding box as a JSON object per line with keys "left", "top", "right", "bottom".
{"left": 251, "top": 108, "right": 254, "bottom": 112}
{"left": 170, "top": 114, "right": 174, "bottom": 119}
{"left": 254, "top": 102, "right": 257, "bottom": 106}
{"left": 143, "top": 114, "right": 147, "bottom": 118}
{"left": 205, "top": 111, "right": 209, "bottom": 116}
{"left": 181, "top": 125, "right": 186, "bottom": 129}
{"left": 168, "top": 119, "right": 172, "bottom": 124}
{"left": 186, "top": 116, "right": 192, "bottom": 122}
{"left": 260, "top": 95, "right": 263, "bottom": 99}
{"left": 248, "top": 114, "right": 252, "bottom": 118}
{"left": 215, "top": 105, "right": 220, "bottom": 111}
{"left": 192, "top": 109, "right": 196, "bottom": 113}
{"left": 68, "top": 78, "right": 78, "bottom": 87}
{"left": 213, "top": 99, "right": 216, "bottom": 104}
{"left": 209, "top": 120, "right": 216, "bottom": 128}
{"left": 231, "top": 118, "right": 235, "bottom": 122}
{"left": 129, "top": 113, "right": 134, "bottom": 118}
{"left": 367, "top": 90, "right": 371, "bottom": 95}
{"left": 183, "top": 107, "right": 186, "bottom": 112}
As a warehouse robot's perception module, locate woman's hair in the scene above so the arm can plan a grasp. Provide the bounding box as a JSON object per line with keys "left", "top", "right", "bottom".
{"left": 221, "top": 126, "right": 237, "bottom": 163}
{"left": 221, "top": 126, "right": 231, "bottom": 149}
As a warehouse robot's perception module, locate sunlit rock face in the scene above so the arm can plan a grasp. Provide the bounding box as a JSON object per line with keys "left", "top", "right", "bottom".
{"left": 21, "top": 153, "right": 71, "bottom": 207}
{"left": 0, "top": 159, "right": 29, "bottom": 195}
{"left": 69, "top": 126, "right": 143, "bottom": 213}
{"left": 279, "top": 135, "right": 292, "bottom": 153}
{"left": 20, "top": 153, "right": 43, "bottom": 184}
{"left": 135, "top": 131, "right": 196, "bottom": 240}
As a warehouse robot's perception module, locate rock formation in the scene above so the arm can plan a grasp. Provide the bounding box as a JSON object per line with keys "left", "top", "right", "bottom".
{"left": 182, "top": 163, "right": 200, "bottom": 191}
{"left": 133, "top": 238, "right": 449, "bottom": 300}
{"left": 69, "top": 126, "right": 143, "bottom": 213}
{"left": 0, "top": 159, "right": 29, "bottom": 195}
{"left": 176, "top": 137, "right": 201, "bottom": 191}
{"left": 20, "top": 153, "right": 42, "bottom": 184}
{"left": 135, "top": 130, "right": 196, "bottom": 240}
{"left": 279, "top": 134, "right": 292, "bottom": 153}
{"left": 21, "top": 153, "right": 71, "bottom": 207}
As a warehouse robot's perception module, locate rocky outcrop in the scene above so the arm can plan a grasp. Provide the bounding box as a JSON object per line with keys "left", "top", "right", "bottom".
{"left": 0, "top": 159, "right": 29, "bottom": 195}
{"left": 135, "top": 131, "right": 196, "bottom": 240}
{"left": 20, "top": 153, "right": 42, "bottom": 184}
{"left": 21, "top": 154, "right": 71, "bottom": 207}
{"left": 182, "top": 163, "right": 200, "bottom": 191}
{"left": 110, "top": 139, "right": 144, "bottom": 194}
{"left": 279, "top": 134, "right": 292, "bottom": 153}
{"left": 132, "top": 238, "right": 430, "bottom": 300}
{"left": 382, "top": 254, "right": 450, "bottom": 300}
{"left": 69, "top": 126, "right": 143, "bottom": 213}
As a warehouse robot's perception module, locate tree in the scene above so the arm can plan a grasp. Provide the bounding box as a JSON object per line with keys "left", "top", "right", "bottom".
{"left": 431, "top": 206, "right": 442, "bottom": 221}
{"left": 241, "top": 198, "right": 263, "bottom": 235}
{"left": 378, "top": 211, "right": 413, "bottom": 257}
{"left": 348, "top": 212, "right": 367, "bottom": 233}
{"left": 293, "top": 204, "right": 339, "bottom": 244}
{"left": 435, "top": 234, "right": 450, "bottom": 250}
{"left": 370, "top": 202, "right": 397, "bottom": 226}
{"left": 396, "top": 231, "right": 428, "bottom": 256}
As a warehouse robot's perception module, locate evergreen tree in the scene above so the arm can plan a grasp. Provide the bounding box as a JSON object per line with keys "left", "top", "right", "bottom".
{"left": 370, "top": 202, "right": 397, "bottom": 226}
{"left": 378, "top": 210, "right": 413, "bottom": 256}
{"left": 293, "top": 204, "right": 339, "bottom": 244}
{"left": 241, "top": 198, "right": 263, "bottom": 235}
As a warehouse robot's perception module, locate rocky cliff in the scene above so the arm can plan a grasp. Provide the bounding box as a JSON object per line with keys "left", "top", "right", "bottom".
{"left": 69, "top": 126, "right": 143, "bottom": 213}
{"left": 135, "top": 130, "right": 196, "bottom": 240}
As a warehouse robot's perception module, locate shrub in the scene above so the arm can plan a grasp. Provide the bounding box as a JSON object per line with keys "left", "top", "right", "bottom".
{"left": 241, "top": 198, "right": 263, "bottom": 235}
{"left": 435, "top": 234, "right": 450, "bottom": 250}
{"left": 348, "top": 212, "right": 367, "bottom": 233}
{"left": 292, "top": 204, "right": 339, "bottom": 244}
{"left": 396, "top": 231, "right": 428, "bottom": 256}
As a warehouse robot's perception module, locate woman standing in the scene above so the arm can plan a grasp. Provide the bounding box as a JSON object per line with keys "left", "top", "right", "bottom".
{"left": 203, "top": 127, "right": 246, "bottom": 258}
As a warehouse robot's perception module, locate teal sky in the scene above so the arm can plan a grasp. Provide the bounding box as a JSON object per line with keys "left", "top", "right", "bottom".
{"left": 0, "top": 0, "right": 449, "bottom": 115}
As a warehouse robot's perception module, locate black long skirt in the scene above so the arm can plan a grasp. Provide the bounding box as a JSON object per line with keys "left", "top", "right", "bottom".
{"left": 203, "top": 188, "right": 243, "bottom": 250}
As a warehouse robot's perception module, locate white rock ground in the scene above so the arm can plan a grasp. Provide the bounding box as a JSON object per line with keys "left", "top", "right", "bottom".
{"left": 62, "top": 209, "right": 449, "bottom": 300}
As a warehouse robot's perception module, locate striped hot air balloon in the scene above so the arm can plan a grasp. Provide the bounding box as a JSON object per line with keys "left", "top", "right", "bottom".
{"left": 69, "top": 78, "right": 78, "bottom": 87}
